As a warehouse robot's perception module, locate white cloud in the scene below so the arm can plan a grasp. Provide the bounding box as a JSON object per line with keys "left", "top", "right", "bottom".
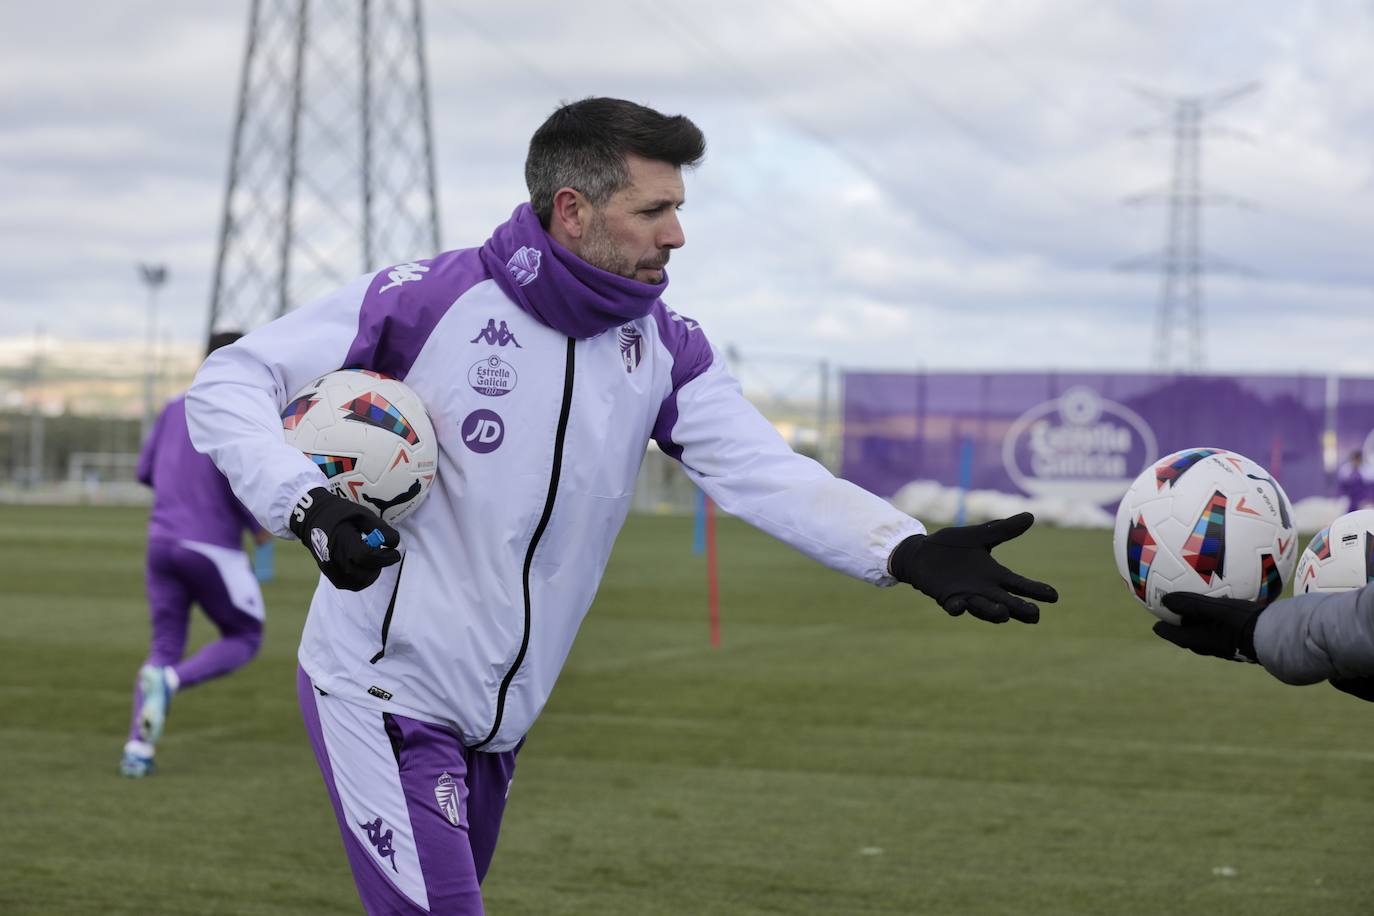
{"left": 1, "top": 0, "right": 1371, "bottom": 379}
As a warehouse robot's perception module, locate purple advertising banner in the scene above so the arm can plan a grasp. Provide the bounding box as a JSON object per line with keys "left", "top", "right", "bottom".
{"left": 841, "top": 372, "right": 1331, "bottom": 504}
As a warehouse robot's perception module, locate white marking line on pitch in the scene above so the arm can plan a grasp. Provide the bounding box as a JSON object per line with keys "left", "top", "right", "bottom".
{"left": 538, "top": 714, "right": 1374, "bottom": 764}
{"left": 569, "top": 623, "right": 845, "bottom": 674}
{"left": 165, "top": 723, "right": 254, "bottom": 742}
{"left": 890, "top": 730, "right": 1374, "bottom": 766}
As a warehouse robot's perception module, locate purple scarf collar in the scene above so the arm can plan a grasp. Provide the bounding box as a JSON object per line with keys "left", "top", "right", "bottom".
{"left": 479, "top": 203, "right": 667, "bottom": 339}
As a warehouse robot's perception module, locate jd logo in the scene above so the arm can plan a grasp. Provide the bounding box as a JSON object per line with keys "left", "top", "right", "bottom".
{"left": 461, "top": 409, "right": 505, "bottom": 454}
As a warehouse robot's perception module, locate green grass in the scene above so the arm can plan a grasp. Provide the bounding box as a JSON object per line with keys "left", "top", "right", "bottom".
{"left": 2, "top": 505, "right": 1371, "bottom": 915}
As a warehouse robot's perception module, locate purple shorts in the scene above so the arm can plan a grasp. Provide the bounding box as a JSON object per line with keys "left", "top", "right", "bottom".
{"left": 297, "top": 667, "right": 519, "bottom": 915}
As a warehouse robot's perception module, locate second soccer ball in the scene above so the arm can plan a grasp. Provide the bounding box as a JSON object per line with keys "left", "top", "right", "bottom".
{"left": 1293, "top": 509, "right": 1374, "bottom": 594}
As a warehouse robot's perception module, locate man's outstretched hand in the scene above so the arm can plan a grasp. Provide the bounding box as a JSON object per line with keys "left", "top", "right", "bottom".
{"left": 1153, "top": 592, "right": 1262, "bottom": 663}
{"left": 289, "top": 487, "right": 402, "bottom": 591}
{"left": 889, "top": 512, "right": 1059, "bottom": 624}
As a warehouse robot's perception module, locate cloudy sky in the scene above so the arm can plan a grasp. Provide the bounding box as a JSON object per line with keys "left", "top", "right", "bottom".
{"left": 3, "top": 0, "right": 1372, "bottom": 380}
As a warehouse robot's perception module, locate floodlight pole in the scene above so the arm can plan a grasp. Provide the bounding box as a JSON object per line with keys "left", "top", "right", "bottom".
{"left": 138, "top": 263, "right": 169, "bottom": 439}
{"left": 26, "top": 326, "right": 45, "bottom": 488}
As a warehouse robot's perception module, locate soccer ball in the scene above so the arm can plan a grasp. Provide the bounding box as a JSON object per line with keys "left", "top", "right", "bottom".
{"left": 1113, "top": 447, "right": 1298, "bottom": 624}
{"left": 1293, "top": 509, "right": 1374, "bottom": 594}
{"left": 280, "top": 369, "right": 438, "bottom": 524}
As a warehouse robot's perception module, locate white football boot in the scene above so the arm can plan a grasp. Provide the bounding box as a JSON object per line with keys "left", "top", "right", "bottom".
{"left": 137, "top": 664, "right": 177, "bottom": 745}
{"left": 120, "top": 740, "right": 156, "bottom": 778}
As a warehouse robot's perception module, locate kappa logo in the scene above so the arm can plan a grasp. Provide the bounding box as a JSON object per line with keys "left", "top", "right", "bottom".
{"left": 378, "top": 261, "right": 429, "bottom": 293}
{"left": 359, "top": 816, "right": 399, "bottom": 872}
{"left": 461, "top": 409, "right": 505, "bottom": 454}
{"left": 435, "top": 772, "right": 462, "bottom": 827}
{"left": 470, "top": 318, "right": 522, "bottom": 348}
{"left": 506, "top": 246, "right": 542, "bottom": 286}
{"left": 309, "top": 527, "right": 330, "bottom": 562}
{"left": 666, "top": 307, "right": 699, "bottom": 332}
{"left": 618, "top": 325, "right": 643, "bottom": 373}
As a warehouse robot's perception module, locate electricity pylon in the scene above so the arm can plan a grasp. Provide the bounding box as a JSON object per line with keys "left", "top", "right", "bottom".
{"left": 207, "top": 0, "right": 442, "bottom": 333}
{"left": 1119, "top": 82, "right": 1258, "bottom": 371}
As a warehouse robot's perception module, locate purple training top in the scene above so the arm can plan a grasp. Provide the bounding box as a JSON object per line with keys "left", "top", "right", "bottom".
{"left": 139, "top": 396, "right": 261, "bottom": 549}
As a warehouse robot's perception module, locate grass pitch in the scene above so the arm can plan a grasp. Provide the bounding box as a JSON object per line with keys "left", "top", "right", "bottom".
{"left": 2, "top": 504, "right": 1372, "bottom": 915}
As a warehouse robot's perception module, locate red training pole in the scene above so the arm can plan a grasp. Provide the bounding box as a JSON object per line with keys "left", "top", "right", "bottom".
{"left": 706, "top": 495, "right": 720, "bottom": 648}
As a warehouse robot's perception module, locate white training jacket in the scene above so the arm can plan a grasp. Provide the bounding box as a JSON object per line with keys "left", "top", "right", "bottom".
{"left": 187, "top": 206, "right": 924, "bottom": 751}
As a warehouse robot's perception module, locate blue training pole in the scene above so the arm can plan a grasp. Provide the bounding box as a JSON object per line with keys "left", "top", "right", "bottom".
{"left": 693, "top": 487, "right": 707, "bottom": 554}
{"left": 955, "top": 437, "right": 975, "bottom": 526}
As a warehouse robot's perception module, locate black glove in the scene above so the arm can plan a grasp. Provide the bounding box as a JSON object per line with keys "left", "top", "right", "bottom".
{"left": 288, "top": 487, "right": 401, "bottom": 591}
{"left": 1153, "top": 592, "right": 1261, "bottom": 663}
{"left": 888, "top": 512, "right": 1058, "bottom": 624}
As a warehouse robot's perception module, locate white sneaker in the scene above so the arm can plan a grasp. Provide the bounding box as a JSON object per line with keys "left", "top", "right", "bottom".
{"left": 120, "top": 740, "right": 156, "bottom": 778}
{"left": 137, "top": 665, "right": 174, "bottom": 744}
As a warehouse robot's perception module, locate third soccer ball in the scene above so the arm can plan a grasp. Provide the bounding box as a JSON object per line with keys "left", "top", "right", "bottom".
{"left": 1293, "top": 509, "right": 1374, "bottom": 594}
{"left": 281, "top": 369, "right": 438, "bottom": 525}
{"left": 1113, "top": 447, "right": 1298, "bottom": 624}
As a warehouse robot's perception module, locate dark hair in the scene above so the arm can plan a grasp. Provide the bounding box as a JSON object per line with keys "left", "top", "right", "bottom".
{"left": 525, "top": 97, "right": 706, "bottom": 226}
{"left": 206, "top": 330, "right": 244, "bottom": 357}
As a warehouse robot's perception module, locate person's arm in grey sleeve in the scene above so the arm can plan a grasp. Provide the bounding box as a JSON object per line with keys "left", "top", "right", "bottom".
{"left": 1156, "top": 587, "right": 1374, "bottom": 701}
{"left": 1253, "top": 584, "right": 1374, "bottom": 685}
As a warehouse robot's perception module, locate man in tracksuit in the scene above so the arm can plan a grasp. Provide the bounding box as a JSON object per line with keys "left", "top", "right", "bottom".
{"left": 186, "top": 98, "right": 1059, "bottom": 914}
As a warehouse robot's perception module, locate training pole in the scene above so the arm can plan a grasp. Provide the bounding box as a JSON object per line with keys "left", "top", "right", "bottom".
{"left": 955, "top": 437, "right": 975, "bottom": 526}
{"left": 707, "top": 495, "right": 720, "bottom": 648}
{"left": 693, "top": 487, "right": 706, "bottom": 554}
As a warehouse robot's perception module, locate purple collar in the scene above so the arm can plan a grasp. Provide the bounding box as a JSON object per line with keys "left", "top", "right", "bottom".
{"left": 479, "top": 203, "right": 667, "bottom": 339}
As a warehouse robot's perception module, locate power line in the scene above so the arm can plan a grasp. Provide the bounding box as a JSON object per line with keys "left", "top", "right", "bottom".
{"left": 796, "top": 0, "right": 1102, "bottom": 218}
{"left": 629, "top": 0, "right": 988, "bottom": 247}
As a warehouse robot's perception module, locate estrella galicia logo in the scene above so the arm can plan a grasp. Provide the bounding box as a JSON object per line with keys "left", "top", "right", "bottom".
{"left": 468, "top": 356, "right": 518, "bottom": 397}
{"left": 1002, "top": 386, "right": 1158, "bottom": 505}
{"left": 359, "top": 816, "right": 399, "bottom": 872}
{"left": 618, "top": 325, "right": 643, "bottom": 373}
{"left": 378, "top": 261, "right": 429, "bottom": 294}
{"left": 470, "top": 318, "right": 522, "bottom": 348}
{"left": 506, "top": 246, "right": 542, "bottom": 286}
{"left": 461, "top": 409, "right": 504, "bottom": 454}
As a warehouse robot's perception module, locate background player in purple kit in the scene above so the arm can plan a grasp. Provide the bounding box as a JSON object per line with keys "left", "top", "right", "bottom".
{"left": 1336, "top": 450, "right": 1368, "bottom": 512}
{"left": 120, "top": 331, "right": 275, "bottom": 778}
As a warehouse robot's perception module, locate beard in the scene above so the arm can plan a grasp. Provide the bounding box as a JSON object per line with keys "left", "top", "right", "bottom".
{"left": 580, "top": 210, "right": 668, "bottom": 281}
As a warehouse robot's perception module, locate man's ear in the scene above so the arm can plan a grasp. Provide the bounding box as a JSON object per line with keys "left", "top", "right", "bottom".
{"left": 550, "top": 187, "right": 586, "bottom": 240}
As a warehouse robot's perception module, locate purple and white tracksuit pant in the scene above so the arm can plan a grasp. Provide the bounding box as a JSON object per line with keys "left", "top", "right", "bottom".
{"left": 126, "top": 537, "right": 265, "bottom": 742}
{"left": 297, "top": 667, "right": 519, "bottom": 915}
